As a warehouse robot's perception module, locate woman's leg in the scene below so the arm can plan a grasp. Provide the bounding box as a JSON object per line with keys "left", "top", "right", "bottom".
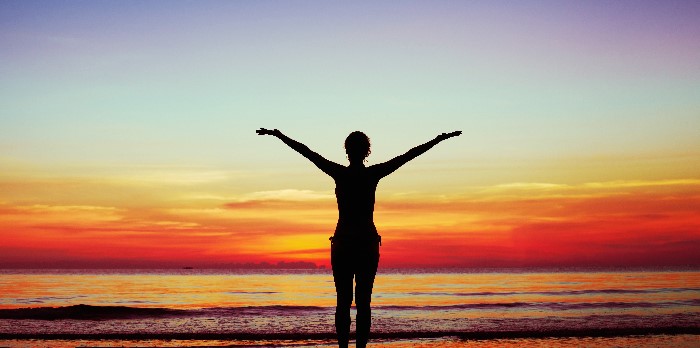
{"left": 354, "top": 243, "right": 380, "bottom": 348}
{"left": 332, "top": 243, "right": 353, "bottom": 348}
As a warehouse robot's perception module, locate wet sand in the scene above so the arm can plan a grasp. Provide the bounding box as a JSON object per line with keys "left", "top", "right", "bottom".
{"left": 2, "top": 335, "right": 700, "bottom": 347}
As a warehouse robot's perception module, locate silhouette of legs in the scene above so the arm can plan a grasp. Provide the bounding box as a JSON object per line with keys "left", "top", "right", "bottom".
{"left": 333, "top": 263, "right": 353, "bottom": 348}
{"left": 355, "top": 259, "right": 377, "bottom": 348}
{"left": 331, "top": 237, "right": 380, "bottom": 348}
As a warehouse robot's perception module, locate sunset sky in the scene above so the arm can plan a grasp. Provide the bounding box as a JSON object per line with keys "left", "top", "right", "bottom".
{"left": 1, "top": 0, "right": 699, "bottom": 268}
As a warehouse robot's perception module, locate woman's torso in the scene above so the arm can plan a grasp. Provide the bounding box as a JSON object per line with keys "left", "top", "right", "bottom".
{"left": 333, "top": 165, "right": 380, "bottom": 238}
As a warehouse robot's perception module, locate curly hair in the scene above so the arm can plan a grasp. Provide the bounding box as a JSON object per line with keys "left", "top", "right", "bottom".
{"left": 344, "top": 131, "right": 371, "bottom": 161}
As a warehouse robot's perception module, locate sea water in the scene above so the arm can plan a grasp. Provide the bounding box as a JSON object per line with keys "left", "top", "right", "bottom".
{"left": 0, "top": 269, "right": 698, "bottom": 346}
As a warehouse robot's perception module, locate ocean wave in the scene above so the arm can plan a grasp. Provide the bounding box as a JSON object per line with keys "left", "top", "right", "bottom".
{"left": 1, "top": 327, "right": 699, "bottom": 340}
{"left": 0, "top": 304, "right": 186, "bottom": 320}
{"left": 3, "top": 299, "right": 698, "bottom": 320}
{"left": 407, "top": 287, "right": 700, "bottom": 297}
{"left": 226, "top": 291, "right": 279, "bottom": 294}
{"left": 202, "top": 305, "right": 327, "bottom": 316}
{"left": 375, "top": 299, "right": 700, "bottom": 311}
{"left": 0, "top": 304, "right": 330, "bottom": 320}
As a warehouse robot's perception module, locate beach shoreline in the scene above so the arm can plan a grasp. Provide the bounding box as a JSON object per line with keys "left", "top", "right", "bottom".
{"left": 2, "top": 334, "right": 700, "bottom": 348}
{"left": 2, "top": 326, "right": 700, "bottom": 340}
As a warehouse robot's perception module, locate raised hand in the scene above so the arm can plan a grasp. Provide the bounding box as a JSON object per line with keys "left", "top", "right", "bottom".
{"left": 256, "top": 128, "right": 281, "bottom": 136}
{"left": 436, "top": 131, "right": 462, "bottom": 141}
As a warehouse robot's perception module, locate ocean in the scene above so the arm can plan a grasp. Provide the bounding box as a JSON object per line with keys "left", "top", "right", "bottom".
{"left": 0, "top": 269, "right": 698, "bottom": 347}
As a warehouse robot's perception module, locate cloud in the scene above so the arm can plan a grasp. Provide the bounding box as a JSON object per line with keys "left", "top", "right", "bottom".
{"left": 483, "top": 182, "right": 572, "bottom": 191}
{"left": 1, "top": 174, "right": 698, "bottom": 268}
{"left": 0, "top": 204, "right": 124, "bottom": 227}
{"left": 477, "top": 178, "right": 700, "bottom": 193}
{"left": 241, "top": 189, "right": 334, "bottom": 201}
{"left": 222, "top": 189, "right": 335, "bottom": 211}
{"left": 582, "top": 179, "right": 700, "bottom": 189}
{"left": 373, "top": 179, "right": 700, "bottom": 267}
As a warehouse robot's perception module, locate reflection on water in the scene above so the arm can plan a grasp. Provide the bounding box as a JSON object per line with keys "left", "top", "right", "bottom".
{"left": 2, "top": 269, "right": 699, "bottom": 311}
{"left": 0, "top": 269, "right": 698, "bottom": 340}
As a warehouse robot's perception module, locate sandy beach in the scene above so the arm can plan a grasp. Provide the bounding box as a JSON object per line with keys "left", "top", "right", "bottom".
{"left": 2, "top": 335, "right": 700, "bottom": 347}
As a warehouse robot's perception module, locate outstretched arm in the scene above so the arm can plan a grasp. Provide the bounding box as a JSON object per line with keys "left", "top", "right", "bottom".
{"left": 374, "top": 131, "right": 461, "bottom": 178}
{"left": 256, "top": 128, "right": 341, "bottom": 177}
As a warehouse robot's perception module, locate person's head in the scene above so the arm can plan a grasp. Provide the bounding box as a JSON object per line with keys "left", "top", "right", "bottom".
{"left": 344, "top": 131, "right": 371, "bottom": 163}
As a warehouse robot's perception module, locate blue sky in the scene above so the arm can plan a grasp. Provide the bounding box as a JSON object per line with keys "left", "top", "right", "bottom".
{"left": 1, "top": 0, "right": 698, "bottom": 179}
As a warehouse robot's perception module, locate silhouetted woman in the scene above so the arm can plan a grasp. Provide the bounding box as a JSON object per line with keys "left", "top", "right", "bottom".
{"left": 256, "top": 128, "right": 461, "bottom": 348}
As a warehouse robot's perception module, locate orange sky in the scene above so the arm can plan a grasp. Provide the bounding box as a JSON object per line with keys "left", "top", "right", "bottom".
{"left": 2, "top": 158, "right": 698, "bottom": 268}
